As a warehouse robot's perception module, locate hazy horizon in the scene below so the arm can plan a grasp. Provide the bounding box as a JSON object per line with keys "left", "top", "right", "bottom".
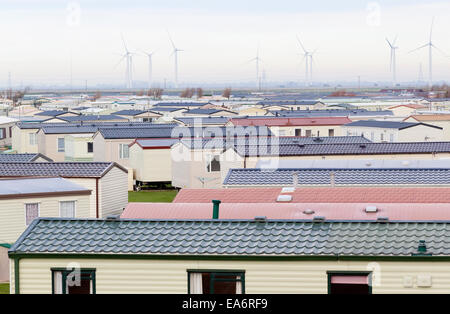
{"left": 1, "top": 0, "right": 450, "bottom": 88}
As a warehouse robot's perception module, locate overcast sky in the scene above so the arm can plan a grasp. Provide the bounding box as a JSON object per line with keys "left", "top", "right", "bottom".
{"left": 1, "top": 0, "right": 449, "bottom": 87}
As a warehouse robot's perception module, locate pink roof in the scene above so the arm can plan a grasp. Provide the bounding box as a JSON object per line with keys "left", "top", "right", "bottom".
{"left": 173, "top": 187, "right": 450, "bottom": 203}
{"left": 229, "top": 117, "right": 351, "bottom": 127}
{"left": 121, "top": 202, "right": 450, "bottom": 220}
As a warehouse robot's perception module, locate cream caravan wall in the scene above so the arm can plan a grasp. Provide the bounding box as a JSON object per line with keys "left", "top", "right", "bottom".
{"left": 10, "top": 258, "right": 450, "bottom": 294}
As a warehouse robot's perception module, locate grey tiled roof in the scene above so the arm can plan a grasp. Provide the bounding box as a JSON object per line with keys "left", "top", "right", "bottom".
{"left": 0, "top": 153, "right": 52, "bottom": 162}
{"left": 98, "top": 126, "right": 272, "bottom": 139}
{"left": 272, "top": 109, "right": 393, "bottom": 117}
{"left": 35, "top": 110, "right": 77, "bottom": 117}
{"left": 57, "top": 115, "right": 127, "bottom": 122}
{"left": 135, "top": 139, "right": 180, "bottom": 148}
{"left": 40, "top": 123, "right": 175, "bottom": 134}
{"left": 10, "top": 218, "right": 449, "bottom": 257}
{"left": 184, "top": 108, "right": 234, "bottom": 115}
{"left": 175, "top": 117, "right": 231, "bottom": 125}
{"left": 112, "top": 110, "right": 145, "bottom": 115}
{"left": 224, "top": 168, "right": 450, "bottom": 186}
{"left": 344, "top": 120, "right": 442, "bottom": 130}
{"left": 236, "top": 142, "right": 450, "bottom": 157}
{"left": 181, "top": 136, "right": 370, "bottom": 149}
{"left": 0, "top": 162, "right": 123, "bottom": 178}
{"left": 154, "top": 102, "right": 209, "bottom": 107}
{"left": 150, "top": 107, "right": 187, "bottom": 112}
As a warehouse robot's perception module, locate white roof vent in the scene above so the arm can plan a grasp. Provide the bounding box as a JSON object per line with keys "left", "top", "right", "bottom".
{"left": 281, "top": 187, "right": 295, "bottom": 193}
{"left": 402, "top": 160, "right": 410, "bottom": 166}
{"left": 277, "top": 194, "right": 292, "bottom": 202}
{"left": 365, "top": 205, "right": 378, "bottom": 213}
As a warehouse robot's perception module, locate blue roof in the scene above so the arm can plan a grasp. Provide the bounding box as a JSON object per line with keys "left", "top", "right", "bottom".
{"left": 224, "top": 168, "right": 450, "bottom": 186}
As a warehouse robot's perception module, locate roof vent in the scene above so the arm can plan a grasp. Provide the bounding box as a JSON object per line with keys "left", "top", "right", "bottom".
{"left": 365, "top": 162, "right": 372, "bottom": 167}
{"left": 281, "top": 187, "right": 295, "bottom": 193}
{"left": 313, "top": 216, "right": 326, "bottom": 222}
{"left": 298, "top": 144, "right": 305, "bottom": 148}
{"left": 365, "top": 205, "right": 378, "bottom": 213}
{"left": 402, "top": 160, "right": 410, "bottom": 166}
{"left": 418, "top": 240, "right": 427, "bottom": 253}
{"left": 360, "top": 144, "right": 367, "bottom": 149}
{"left": 106, "top": 215, "right": 120, "bottom": 221}
{"left": 376, "top": 216, "right": 389, "bottom": 222}
{"left": 313, "top": 137, "right": 323, "bottom": 142}
{"left": 303, "top": 209, "right": 315, "bottom": 215}
{"left": 277, "top": 194, "right": 292, "bottom": 202}
{"left": 254, "top": 216, "right": 267, "bottom": 222}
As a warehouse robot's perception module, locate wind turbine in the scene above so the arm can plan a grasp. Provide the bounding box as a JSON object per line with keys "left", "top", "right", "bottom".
{"left": 115, "top": 34, "right": 134, "bottom": 89}
{"left": 409, "top": 17, "right": 446, "bottom": 89}
{"left": 167, "top": 31, "right": 183, "bottom": 88}
{"left": 296, "top": 36, "right": 315, "bottom": 87}
{"left": 247, "top": 44, "right": 262, "bottom": 90}
{"left": 142, "top": 50, "right": 155, "bottom": 89}
{"left": 386, "top": 36, "right": 398, "bottom": 87}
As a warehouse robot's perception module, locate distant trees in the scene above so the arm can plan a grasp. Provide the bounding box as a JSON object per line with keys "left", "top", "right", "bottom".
{"left": 6, "top": 86, "right": 30, "bottom": 106}
{"left": 430, "top": 84, "right": 450, "bottom": 97}
{"left": 222, "top": 87, "right": 232, "bottom": 99}
{"left": 93, "top": 91, "right": 102, "bottom": 101}
{"left": 147, "top": 88, "right": 164, "bottom": 99}
{"left": 180, "top": 88, "right": 195, "bottom": 98}
{"left": 329, "top": 90, "right": 356, "bottom": 97}
{"left": 196, "top": 88, "right": 203, "bottom": 99}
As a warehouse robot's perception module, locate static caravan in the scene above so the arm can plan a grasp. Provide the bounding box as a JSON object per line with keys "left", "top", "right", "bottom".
{"left": 8, "top": 217, "right": 450, "bottom": 294}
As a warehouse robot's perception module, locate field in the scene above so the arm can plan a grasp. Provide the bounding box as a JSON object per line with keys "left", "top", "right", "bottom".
{"left": 0, "top": 283, "right": 9, "bottom": 294}
{"left": 128, "top": 190, "right": 178, "bottom": 202}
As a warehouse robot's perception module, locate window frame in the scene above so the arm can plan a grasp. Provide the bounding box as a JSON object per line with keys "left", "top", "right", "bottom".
{"left": 57, "top": 137, "right": 65, "bottom": 152}
{"left": 51, "top": 268, "right": 96, "bottom": 294}
{"left": 59, "top": 200, "right": 76, "bottom": 218}
{"left": 24, "top": 202, "right": 40, "bottom": 226}
{"left": 29, "top": 133, "right": 37, "bottom": 146}
{"left": 206, "top": 154, "right": 221, "bottom": 173}
{"left": 326, "top": 271, "right": 372, "bottom": 295}
{"left": 119, "top": 143, "right": 130, "bottom": 159}
{"left": 87, "top": 142, "right": 94, "bottom": 153}
{"left": 187, "top": 269, "right": 245, "bottom": 294}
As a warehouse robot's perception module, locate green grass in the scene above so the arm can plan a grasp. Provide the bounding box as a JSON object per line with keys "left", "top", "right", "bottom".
{"left": 128, "top": 190, "right": 178, "bottom": 203}
{"left": 0, "top": 283, "right": 9, "bottom": 294}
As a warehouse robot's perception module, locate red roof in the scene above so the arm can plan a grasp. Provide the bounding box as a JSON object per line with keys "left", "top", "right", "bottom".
{"left": 229, "top": 117, "right": 351, "bottom": 127}
{"left": 122, "top": 202, "right": 450, "bottom": 220}
{"left": 173, "top": 187, "right": 450, "bottom": 203}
